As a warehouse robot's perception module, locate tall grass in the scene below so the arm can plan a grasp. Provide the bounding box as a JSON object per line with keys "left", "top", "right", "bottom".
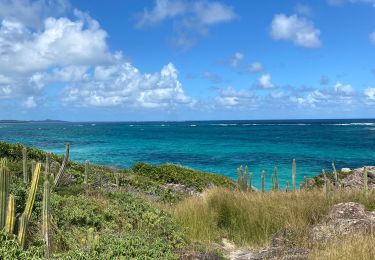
{"left": 170, "top": 188, "right": 375, "bottom": 247}
{"left": 311, "top": 234, "right": 375, "bottom": 260}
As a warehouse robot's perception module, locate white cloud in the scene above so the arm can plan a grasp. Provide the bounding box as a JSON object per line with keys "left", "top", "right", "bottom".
{"left": 23, "top": 96, "right": 37, "bottom": 108}
{"left": 136, "top": 0, "right": 236, "bottom": 47}
{"left": 258, "top": 74, "right": 274, "bottom": 89}
{"left": 215, "top": 86, "right": 257, "bottom": 108}
{"left": 230, "top": 52, "right": 244, "bottom": 67}
{"left": 0, "top": 0, "right": 70, "bottom": 29}
{"left": 334, "top": 81, "right": 354, "bottom": 94}
{"left": 137, "top": 0, "right": 236, "bottom": 27}
{"left": 249, "top": 62, "right": 263, "bottom": 73}
{"left": 62, "top": 62, "right": 196, "bottom": 108}
{"left": 270, "top": 14, "right": 321, "bottom": 48}
{"left": 364, "top": 88, "right": 375, "bottom": 100}
{"left": 369, "top": 31, "right": 375, "bottom": 45}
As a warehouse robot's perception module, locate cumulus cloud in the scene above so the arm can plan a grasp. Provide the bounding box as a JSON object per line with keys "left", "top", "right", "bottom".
{"left": 0, "top": 1, "right": 195, "bottom": 110}
{"left": 258, "top": 74, "right": 274, "bottom": 89}
{"left": 215, "top": 86, "right": 257, "bottom": 108}
{"left": 364, "top": 88, "right": 375, "bottom": 100}
{"left": 230, "top": 52, "right": 244, "bottom": 67}
{"left": 62, "top": 61, "right": 196, "bottom": 108}
{"left": 270, "top": 14, "right": 321, "bottom": 48}
{"left": 136, "top": 0, "right": 236, "bottom": 47}
{"left": 249, "top": 62, "right": 263, "bottom": 73}
{"left": 0, "top": 0, "right": 70, "bottom": 28}
{"left": 334, "top": 81, "right": 354, "bottom": 95}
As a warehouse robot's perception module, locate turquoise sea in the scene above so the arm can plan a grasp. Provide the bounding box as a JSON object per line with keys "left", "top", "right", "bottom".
{"left": 1, "top": 119, "right": 375, "bottom": 189}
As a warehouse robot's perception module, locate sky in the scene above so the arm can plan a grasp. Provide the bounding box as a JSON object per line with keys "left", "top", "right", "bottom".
{"left": 0, "top": 0, "right": 375, "bottom": 121}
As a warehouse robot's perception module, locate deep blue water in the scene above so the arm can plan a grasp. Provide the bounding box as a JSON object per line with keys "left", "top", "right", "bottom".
{"left": 1, "top": 119, "right": 375, "bottom": 189}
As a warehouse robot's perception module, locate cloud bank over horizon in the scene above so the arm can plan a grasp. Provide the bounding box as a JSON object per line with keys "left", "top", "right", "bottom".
{"left": 0, "top": 0, "right": 374, "bottom": 120}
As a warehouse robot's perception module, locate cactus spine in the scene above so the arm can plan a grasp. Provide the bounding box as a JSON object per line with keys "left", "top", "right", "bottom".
{"left": 17, "top": 213, "right": 28, "bottom": 248}
{"left": 22, "top": 147, "right": 29, "bottom": 184}
{"left": 0, "top": 160, "right": 9, "bottom": 229}
{"left": 42, "top": 179, "right": 51, "bottom": 258}
{"left": 261, "top": 170, "right": 265, "bottom": 193}
{"left": 24, "top": 163, "right": 41, "bottom": 221}
{"left": 84, "top": 160, "right": 89, "bottom": 185}
{"left": 54, "top": 144, "right": 70, "bottom": 187}
{"left": 292, "top": 159, "right": 296, "bottom": 192}
{"left": 5, "top": 194, "right": 15, "bottom": 234}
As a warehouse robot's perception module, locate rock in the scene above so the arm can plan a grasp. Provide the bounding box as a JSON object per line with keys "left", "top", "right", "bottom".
{"left": 163, "top": 183, "right": 202, "bottom": 197}
{"left": 221, "top": 230, "right": 309, "bottom": 260}
{"left": 340, "top": 166, "right": 375, "bottom": 190}
{"left": 341, "top": 168, "right": 351, "bottom": 173}
{"left": 300, "top": 178, "right": 316, "bottom": 190}
{"left": 310, "top": 202, "right": 375, "bottom": 243}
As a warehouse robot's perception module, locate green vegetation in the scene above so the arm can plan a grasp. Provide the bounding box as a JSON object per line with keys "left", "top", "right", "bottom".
{"left": 0, "top": 141, "right": 373, "bottom": 259}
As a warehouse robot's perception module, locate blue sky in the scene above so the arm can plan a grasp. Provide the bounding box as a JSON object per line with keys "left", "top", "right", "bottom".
{"left": 0, "top": 0, "right": 375, "bottom": 121}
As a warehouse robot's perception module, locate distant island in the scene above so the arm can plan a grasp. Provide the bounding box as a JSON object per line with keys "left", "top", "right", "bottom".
{"left": 0, "top": 119, "right": 67, "bottom": 123}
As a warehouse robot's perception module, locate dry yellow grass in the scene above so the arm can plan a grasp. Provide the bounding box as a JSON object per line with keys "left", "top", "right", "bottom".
{"left": 311, "top": 234, "right": 375, "bottom": 260}
{"left": 169, "top": 188, "right": 375, "bottom": 247}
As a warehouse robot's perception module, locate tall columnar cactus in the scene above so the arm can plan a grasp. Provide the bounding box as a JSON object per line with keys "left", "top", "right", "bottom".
{"left": 17, "top": 213, "right": 28, "bottom": 248}
{"left": 292, "top": 159, "right": 296, "bottom": 192}
{"left": 242, "top": 166, "right": 248, "bottom": 191}
{"left": 332, "top": 162, "right": 338, "bottom": 184}
{"left": 249, "top": 173, "right": 253, "bottom": 192}
{"left": 31, "top": 160, "right": 36, "bottom": 179}
{"left": 261, "top": 170, "right": 265, "bottom": 193}
{"left": 45, "top": 153, "right": 51, "bottom": 179}
{"left": 84, "top": 160, "right": 89, "bottom": 185}
{"left": 5, "top": 194, "right": 15, "bottom": 234}
{"left": 22, "top": 147, "right": 29, "bottom": 184}
{"left": 0, "top": 161, "right": 9, "bottom": 228}
{"left": 272, "top": 174, "right": 275, "bottom": 191}
{"left": 274, "top": 167, "right": 279, "bottom": 191}
{"left": 24, "top": 163, "right": 41, "bottom": 221}
{"left": 323, "top": 170, "right": 328, "bottom": 194}
{"left": 285, "top": 181, "right": 289, "bottom": 192}
{"left": 237, "top": 166, "right": 243, "bottom": 190}
{"left": 42, "top": 179, "right": 51, "bottom": 258}
{"left": 363, "top": 167, "right": 368, "bottom": 196}
{"left": 54, "top": 144, "right": 70, "bottom": 187}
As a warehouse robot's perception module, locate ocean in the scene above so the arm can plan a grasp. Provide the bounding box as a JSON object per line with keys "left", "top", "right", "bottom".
{"left": 1, "top": 119, "right": 375, "bottom": 190}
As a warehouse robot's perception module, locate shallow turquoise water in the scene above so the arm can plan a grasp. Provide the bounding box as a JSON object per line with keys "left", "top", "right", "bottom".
{"left": 1, "top": 119, "right": 375, "bottom": 190}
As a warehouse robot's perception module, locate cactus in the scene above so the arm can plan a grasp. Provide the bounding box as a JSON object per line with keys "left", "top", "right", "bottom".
{"left": 24, "top": 163, "right": 41, "bottom": 221}
{"left": 50, "top": 161, "right": 60, "bottom": 179}
{"left": 84, "top": 160, "right": 89, "bottom": 185}
{"left": 42, "top": 179, "right": 51, "bottom": 258}
{"left": 31, "top": 160, "right": 36, "bottom": 179}
{"left": 237, "top": 166, "right": 243, "bottom": 190}
{"left": 249, "top": 173, "right": 253, "bottom": 192}
{"left": 363, "top": 167, "right": 368, "bottom": 196}
{"left": 22, "top": 147, "right": 29, "bottom": 184}
{"left": 54, "top": 144, "right": 70, "bottom": 187}
{"left": 332, "top": 162, "right": 338, "bottom": 184}
{"left": 261, "top": 170, "right": 265, "bottom": 193}
{"left": 0, "top": 160, "right": 9, "bottom": 229}
{"left": 272, "top": 174, "right": 275, "bottom": 191}
{"left": 323, "top": 169, "right": 328, "bottom": 194}
{"left": 17, "top": 213, "right": 28, "bottom": 248}
{"left": 292, "top": 159, "right": 296, "bottom": 192}
{"left": 285, "top": 181, "right": 289, "bottom": 192}
{"left": 274, "top": 167, "right": 279, "bottom": 191}
{"left": 5, "top": 194, "right": 15, "bottom": 234}
{"left": 45, "top": 153, "right": 51, "bottom": 179}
